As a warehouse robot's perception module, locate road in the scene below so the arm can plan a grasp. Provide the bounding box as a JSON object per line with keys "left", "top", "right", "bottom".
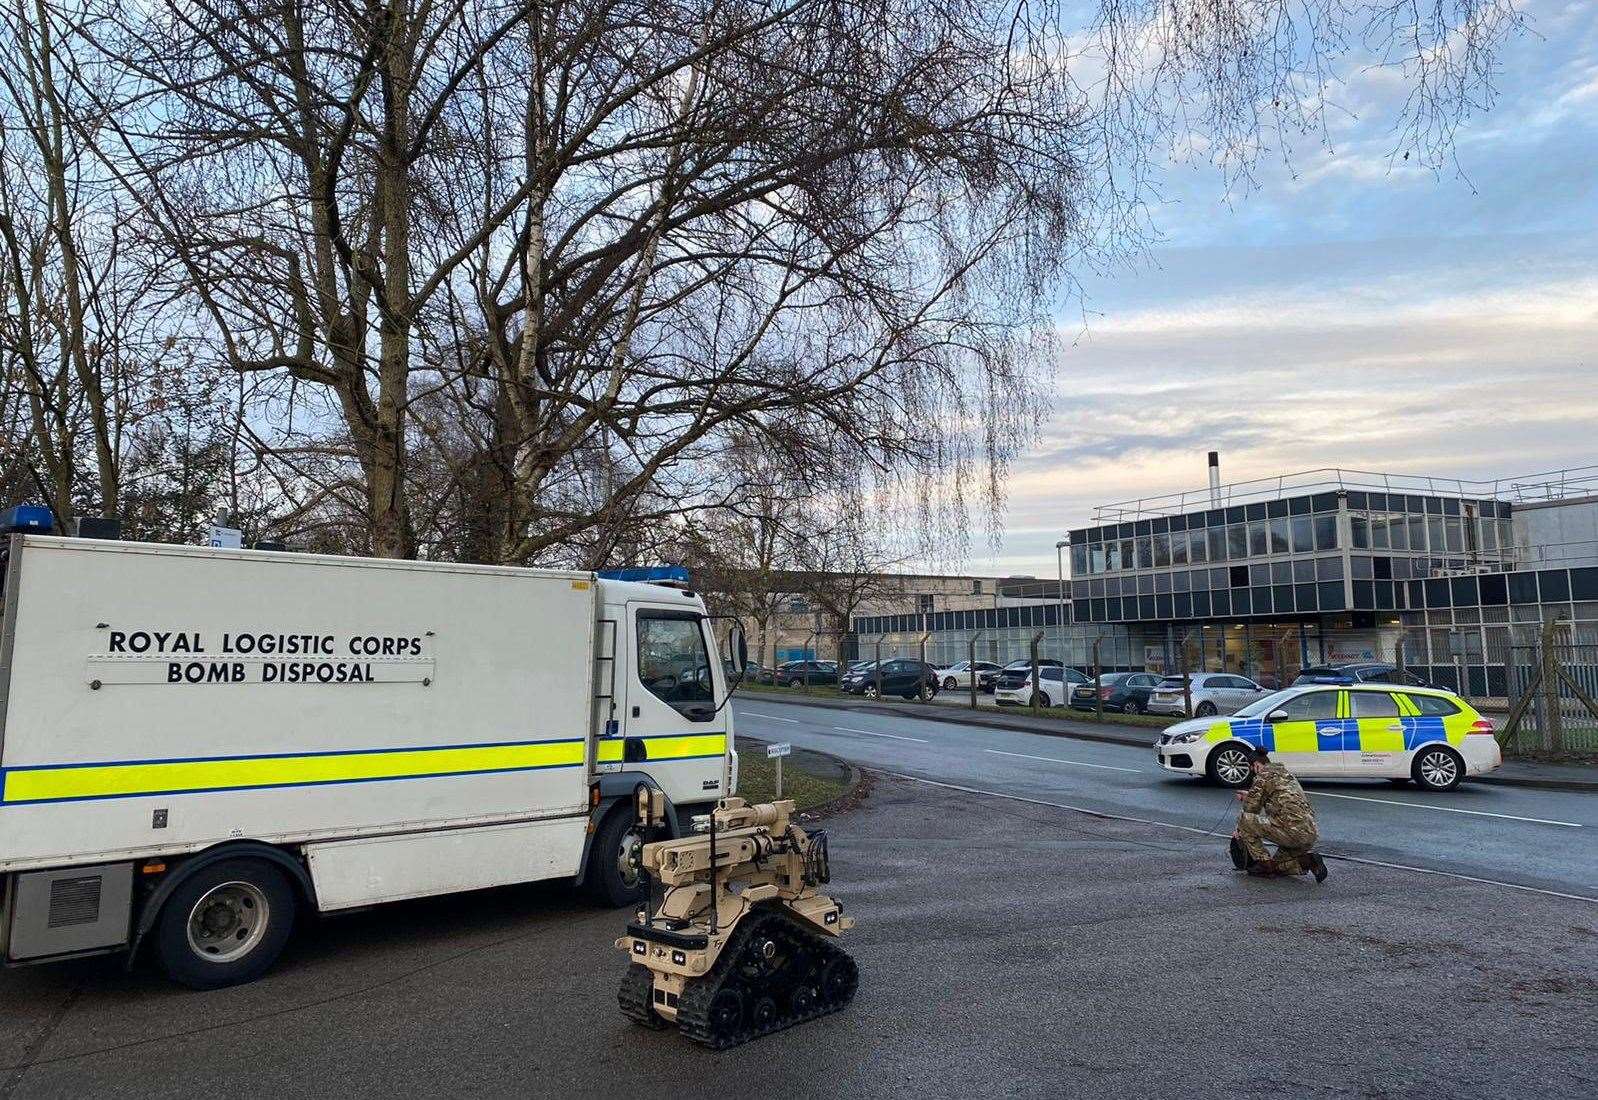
{"left": 732, "top": 697, "right": 1598, "bottom": 898}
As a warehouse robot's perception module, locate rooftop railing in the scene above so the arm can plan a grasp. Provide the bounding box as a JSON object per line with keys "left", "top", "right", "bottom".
{"left": 1089, "top": 465, "right": 1598, "bottom": 524}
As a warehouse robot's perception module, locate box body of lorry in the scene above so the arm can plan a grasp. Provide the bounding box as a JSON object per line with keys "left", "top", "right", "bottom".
{"left": 0, "top": 536, "right": 733, "bottom": 971}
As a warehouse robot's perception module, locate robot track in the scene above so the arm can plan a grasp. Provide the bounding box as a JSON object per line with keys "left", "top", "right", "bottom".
{"left": 673, "top": 907, "right": 858, "bottom": 1049}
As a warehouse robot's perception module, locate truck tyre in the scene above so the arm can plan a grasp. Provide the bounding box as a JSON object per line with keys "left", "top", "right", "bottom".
{"left": 154, "top": 857, "right": 296, "bottom": 989}
{"left": 589, "top": 805, "right": 648, "bottom": 908}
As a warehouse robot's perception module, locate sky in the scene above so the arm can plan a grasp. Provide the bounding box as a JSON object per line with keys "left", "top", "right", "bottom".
{"left": 966, "top": 0, "right": 1598, "bottom": 580}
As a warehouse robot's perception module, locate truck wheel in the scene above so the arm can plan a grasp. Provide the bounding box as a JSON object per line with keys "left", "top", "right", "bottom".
{"left": 154, "top": 857, "right": 296, "bottom": 989}
{"left": 589, "top": 805, "right": 648, "bottom": 908}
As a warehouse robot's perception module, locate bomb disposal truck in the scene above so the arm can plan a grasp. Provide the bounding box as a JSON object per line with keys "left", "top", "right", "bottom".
{"left": 0, "top": 529, "right": 741, "bottom": 987}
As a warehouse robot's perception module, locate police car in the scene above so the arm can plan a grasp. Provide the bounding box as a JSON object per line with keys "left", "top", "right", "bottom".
{"left": 1153, "top": 683, "right": 1501, "bottom": 792}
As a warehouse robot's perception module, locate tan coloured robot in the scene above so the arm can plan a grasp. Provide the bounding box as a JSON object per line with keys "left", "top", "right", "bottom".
{"left": 615, "top": 791, "right": 857, "bottom": 1048}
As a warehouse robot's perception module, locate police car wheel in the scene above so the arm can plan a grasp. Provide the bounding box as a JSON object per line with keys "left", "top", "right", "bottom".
{"left": 154, "top": 857, "right": 296, "bottom": 989}
{"left": 1413, "top": 746, "right": 1464, "bottom": 792}
{"left": 1207, "top": 744, "right": 1253, "bottom": 789}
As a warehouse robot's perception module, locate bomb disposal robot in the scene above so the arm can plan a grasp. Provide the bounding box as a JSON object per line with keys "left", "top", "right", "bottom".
{"left": 616, "top": 791, "right": 857, "bottom": 1048}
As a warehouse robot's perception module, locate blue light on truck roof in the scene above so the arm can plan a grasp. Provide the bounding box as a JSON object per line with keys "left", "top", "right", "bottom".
{"left": 596, "top": 565, "right": 691, "bottom": 584}
{"left": 0, "top": 505, "right": 53, "bottom": 535}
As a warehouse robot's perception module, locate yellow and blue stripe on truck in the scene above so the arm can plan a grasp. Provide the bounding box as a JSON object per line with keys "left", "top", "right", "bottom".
{"left": 1201, "top": 691, "right": 1472, "bottom": 754}
{"left": 0, "top": 732, "right": 726, "bottom": 805}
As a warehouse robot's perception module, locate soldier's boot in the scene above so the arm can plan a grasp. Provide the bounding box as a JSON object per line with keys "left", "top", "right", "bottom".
{"left": 1302, "top": 852, "right": 1329, "bottom": 884}
{"left": 1229, "top": 836, "right": 1249, "bottom": 871}
{"left": 1245, "top": 859, "right": 1281, "bottom": 877}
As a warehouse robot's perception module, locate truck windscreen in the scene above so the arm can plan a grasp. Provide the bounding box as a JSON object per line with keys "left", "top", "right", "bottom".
{"left": 637, "top": 613, "right": 715, "bottom": 714}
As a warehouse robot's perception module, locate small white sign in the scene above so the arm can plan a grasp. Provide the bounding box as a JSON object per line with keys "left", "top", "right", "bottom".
{"left": 207, "top": 524, "right": 243, "bottom": 549}
{"left": 766, "top": 742, "right": 792, "bottom": 758}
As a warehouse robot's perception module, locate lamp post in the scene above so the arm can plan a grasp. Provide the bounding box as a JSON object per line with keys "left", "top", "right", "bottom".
{"left": 1055, "top": 536, "right": 1070, "bottom": 659}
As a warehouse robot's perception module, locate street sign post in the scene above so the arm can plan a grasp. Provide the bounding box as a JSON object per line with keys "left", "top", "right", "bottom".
{"left": 767, "top": 741, "right": 792, "bottom": 798}
{"left": 206, "top": 524, "right": 243, "bottom": 549}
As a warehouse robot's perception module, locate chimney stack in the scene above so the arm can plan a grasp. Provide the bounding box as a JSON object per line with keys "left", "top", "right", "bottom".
{"left": 1207, "top": 451, "right": 1221, "bottom": 506}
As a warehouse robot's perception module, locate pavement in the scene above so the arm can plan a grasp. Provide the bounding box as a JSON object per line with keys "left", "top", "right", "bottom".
{"left": 2, "top": 772, "right": 1593, "bottom": 1098}
{"left": 742, "top": 688, "right": 1598, "bottom": 791}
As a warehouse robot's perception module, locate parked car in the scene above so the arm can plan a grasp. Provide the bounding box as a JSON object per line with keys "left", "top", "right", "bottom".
{"left": 978, "top": 657, "right": 1062, "bottom": 694}
{"left": 934, "top": 660, "right": 1002, "bottom": 691}
{"left": 994, "top": 665, "right": 1090, "bottom": 707}
{"left": 1294, "top": 663, "right": 1428, "bottom": 687}
{"left": 774, "top": 660, "right": 838, "bottom": 687}
{"left": 745, "top": 663, "right": 774, "bottom": 685}
{"left": 1145, "top": 672, "right": 1270, "bottom": 717}
{"left": 1069, "top": 671, "right": 1163, "bottom": 714}
{"left": 841, "top": 658, "right": 939, "bottom": 700}
{"left": 1154, "top": 683, "right": 1500, "bottom": 791}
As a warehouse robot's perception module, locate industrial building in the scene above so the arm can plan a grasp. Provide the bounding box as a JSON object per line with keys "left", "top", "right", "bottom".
{"left": 853, "top": 462, "right": 1598, "bottom": 697}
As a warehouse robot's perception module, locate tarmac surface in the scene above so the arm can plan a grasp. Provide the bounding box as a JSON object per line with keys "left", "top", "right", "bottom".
{"left": 735, "top": 697, "right": 1598, "bottom": 898}
{"left": 2, "top": 768, "right": 1595, "bottom": 1097}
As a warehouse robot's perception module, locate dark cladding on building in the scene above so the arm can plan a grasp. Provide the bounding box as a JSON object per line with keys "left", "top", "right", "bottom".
{"left": 1067, "top": 488, "right": 1516, "bottom": 627}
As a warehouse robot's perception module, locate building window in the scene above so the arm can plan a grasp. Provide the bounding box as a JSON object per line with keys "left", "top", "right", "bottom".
{"left": 917, "top": 594, "right": 934, "bottom": 615}
{"left": 1153, "top": 533, "right": 1171, "bottom": 567}
{"left": 1351, "top": 514, "right": 1369, "bottom": 549}
{"left": 1207, "top": 528, "right": 1226, "bottom": 562}
{"left": 1314, "top": 514, "right": 1338, "bottom": 551}
{"left": 1227, "top": 524, "right": 1247, "bottom": 559}
{"left": 1248, "top": 520, "right": 1268, "bottom": 557}
{"left": 1269, "top": 517, "right": 1290, "bottom": 555}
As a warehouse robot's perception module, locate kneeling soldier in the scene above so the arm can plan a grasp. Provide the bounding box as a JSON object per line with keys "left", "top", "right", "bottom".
{"left": 1233, "top": 747, "right": 1328, "bottom": 883}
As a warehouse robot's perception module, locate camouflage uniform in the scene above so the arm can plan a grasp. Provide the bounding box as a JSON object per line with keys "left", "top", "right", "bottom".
{"left": 1236, "top": 762, "right": 1318, "bottom": 875}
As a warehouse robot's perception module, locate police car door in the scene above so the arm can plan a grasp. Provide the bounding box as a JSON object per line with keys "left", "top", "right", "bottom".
{"left": 1347, "top": 689, "right": 1407, "bottom": 775}
{"left": 1267, "top": 688, "right": 1349, "bottom": 777}
{"left": 623, "top": 606, "right": 728, "bottom": 807}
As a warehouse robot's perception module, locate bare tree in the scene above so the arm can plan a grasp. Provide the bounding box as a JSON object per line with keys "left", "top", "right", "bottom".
{"left": 24, "top": 0, "right": 1525, "bottom": 564}
{"left": 0, "top": 0, "right": 169, "bottom": 524}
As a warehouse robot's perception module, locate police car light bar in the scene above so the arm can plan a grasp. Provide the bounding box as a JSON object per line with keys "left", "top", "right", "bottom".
{"left": 595, "top": 565, "right": 692, "bottom": 587}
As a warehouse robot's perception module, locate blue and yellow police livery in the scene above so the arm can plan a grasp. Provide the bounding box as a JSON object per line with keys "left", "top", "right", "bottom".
{"left": 1155, "top": 684, "right": 1501, "bottom": 792}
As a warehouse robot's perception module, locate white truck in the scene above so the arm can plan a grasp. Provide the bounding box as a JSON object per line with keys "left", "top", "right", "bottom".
{"left": 0, "top": 534, "right": 742, "bottom": 987}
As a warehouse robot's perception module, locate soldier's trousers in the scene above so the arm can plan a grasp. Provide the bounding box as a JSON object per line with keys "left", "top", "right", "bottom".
{"left": 1236, "top": 812, "right": 1317, "bottom": 874}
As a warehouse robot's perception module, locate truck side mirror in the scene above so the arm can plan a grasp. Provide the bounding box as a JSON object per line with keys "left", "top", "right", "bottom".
{"left": 729, "top": 622, "right": 747, "bottom": 675}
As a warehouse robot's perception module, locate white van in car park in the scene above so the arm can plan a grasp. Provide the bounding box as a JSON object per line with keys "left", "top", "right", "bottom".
{"left": 0, "top": 534, "right": 740, "bottom": 987}
{"left": 1154, "top": 683, "right": 1501, "bottom": 792}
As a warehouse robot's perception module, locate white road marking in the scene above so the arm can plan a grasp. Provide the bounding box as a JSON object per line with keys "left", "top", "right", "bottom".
{"left": 984, "top": 749, "right": 1140, "bottom": 773}
{"left": 884, "top": 772, "right": 1598, "bottom": 905}
{"left": 742, "top": 712, "right": 799, "bottom": 722}
{"left": 834, "top": 726, "right": 928, "bottom": 743}
{"left": 1308, "top": 790, "right": 1582, "bottom": 828}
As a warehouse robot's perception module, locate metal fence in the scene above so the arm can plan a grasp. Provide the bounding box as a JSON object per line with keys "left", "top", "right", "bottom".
{"left": 1496, "top": 635, "right": 1598, "bottom": 754}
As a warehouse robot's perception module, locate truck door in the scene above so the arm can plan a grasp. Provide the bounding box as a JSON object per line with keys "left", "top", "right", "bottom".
{"left": 620, "top": 606, "right": 728, "bottom": 807}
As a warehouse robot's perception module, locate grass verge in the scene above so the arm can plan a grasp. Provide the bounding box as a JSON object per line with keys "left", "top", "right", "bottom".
{"left": 734, "top": 740, "right": 855, "bottom": 812}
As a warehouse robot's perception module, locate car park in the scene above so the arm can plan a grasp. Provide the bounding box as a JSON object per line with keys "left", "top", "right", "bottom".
{"left": 935, "top": 660, "right": 1001, "bottom": 691}
{"left": 979, "top": 657, "right": 1062, "bottom": 694}
{"left": 1294, "top": 662, "right": 1428, "bottom": 687}
{"left": 1153, "top": 683, "right": 1500, "bottom": 791}
{"left": 842, "top": 658, "right": 939, "bottom": 700}
{"left": 774, "top": 659, "right": 838, "bottom": 687}
{"left": 994, "top": 665, "right": 1090, "bottom": 707}
{"left": 1145, "top": 672, "right": 1269, "bottom": 717}
{"left": 1069, "top": 671, "right": 1162, "bottom": 714}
